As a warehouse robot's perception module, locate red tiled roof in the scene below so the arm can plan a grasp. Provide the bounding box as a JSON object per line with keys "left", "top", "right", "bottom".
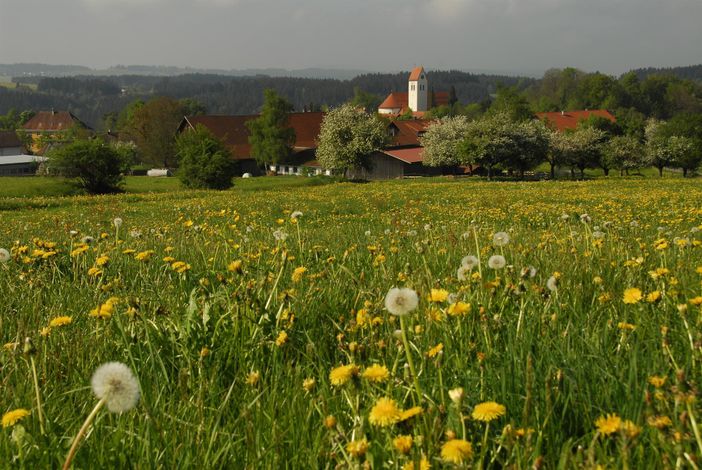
{"left": 22, "top": 111, "right": 91, "bottom": 132}
{"left": 535, "top": 110, "right": 616, "bottom": 132}
{"left": 0, "top": 131, "right": 22, "bottom": 148}
{"left": 382, "top": 147, "right": 425, "bottom": 164}
{"left": 379, "top": 91, "right": 450, "bottom": 116}
{"left": 389, "top": 119, "right": 433, "bottom": 146}
{"left": 409, "top": 66, "right": 425, "bottom": 81}
{"left": 181, "top": 112, "right": 325, "bottom": 160}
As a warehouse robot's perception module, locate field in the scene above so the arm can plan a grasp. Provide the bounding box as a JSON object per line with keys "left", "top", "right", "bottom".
{"left": 1, "top": 177, "right": 702, "bottom": 468}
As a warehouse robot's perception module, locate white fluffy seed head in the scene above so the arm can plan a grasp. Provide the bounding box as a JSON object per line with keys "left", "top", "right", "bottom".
{"left": 546, "top": 276, "right": 559, "bottom": 292}
{"left": 457, "top": 265, "right": 471, "bottom": 281}
{"left": 492, "top": 231, "right": 510, "bottom": 247}
{"left": 461, "top": 255, "right": 479, "bottom": 270}
{"left": 91, "top": 362, "right": 140, "bottom": 413}
{"left": 113, "top": 218, "right": 123, "bottom": 228}
{"left": 0, "top": 248, "right": 10, "bottom": 263}
{"left": 384, "top": 287, "right": 419, "bottom": 317}
{"left": 487, "top": 255, "right": 506, "bottom": 270}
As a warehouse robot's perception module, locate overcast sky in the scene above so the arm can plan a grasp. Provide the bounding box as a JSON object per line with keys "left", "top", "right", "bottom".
{"left": 1, "top": 0, "right": 701, "bottom": 76}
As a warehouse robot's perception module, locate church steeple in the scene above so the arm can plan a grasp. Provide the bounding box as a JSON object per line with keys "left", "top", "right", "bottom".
{"left": 408, "top": 66, "right": 428, "bottom": 112}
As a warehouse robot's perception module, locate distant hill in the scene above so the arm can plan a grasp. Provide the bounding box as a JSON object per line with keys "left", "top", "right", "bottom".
{"left": 631, "top": 64, "right": 702, "bottom": 82}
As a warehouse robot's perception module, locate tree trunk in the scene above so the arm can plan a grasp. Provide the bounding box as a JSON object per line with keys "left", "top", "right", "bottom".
{"left": 579, "top": 167, "right": 585, "bottom": 179}
{"left": 620, "top": 169, "right": 624, "bottom": 176}
{"left": 519, "top": 168, "right": 525, "bottom": 180}
{"left": 550, "top": 163, "right": 555, "bottom": 180}
{"left": 683, "top": 168, "right": 688, "bottom": 177}
{"left": 487, "top": 165, "right": 492, "bottom": 180}
{"left": 603, "top": 168, "right": 609, "bottom": 176}
{"left": 658, "top": 166, "right": 663, "bottom": 177}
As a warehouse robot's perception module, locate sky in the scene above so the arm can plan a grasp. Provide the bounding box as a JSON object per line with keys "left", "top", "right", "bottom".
{"left": 1, "top": 0, "right": 701, "bottom": 77}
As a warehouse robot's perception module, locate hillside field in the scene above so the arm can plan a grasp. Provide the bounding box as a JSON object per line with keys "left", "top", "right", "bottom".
{"left": 1, "top": 178, "right": 702, "bottom": 468}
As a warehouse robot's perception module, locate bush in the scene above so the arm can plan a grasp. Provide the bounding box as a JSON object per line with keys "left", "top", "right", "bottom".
{"left": 48, "top": 139, "right": 127, "bottom": 194}
{"left": 175, "top": 125, "right": 237, "bottom": 189}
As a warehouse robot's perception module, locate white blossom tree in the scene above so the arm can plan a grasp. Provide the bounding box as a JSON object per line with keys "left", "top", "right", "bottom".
{"left": 315, "top": 104, "right": 388, "bottom": 174}
{"left": 603, "top": 135, "right": 646, "bottom": 175}
{"left": 419, "top": 115, "right": 471, "bottom": 167}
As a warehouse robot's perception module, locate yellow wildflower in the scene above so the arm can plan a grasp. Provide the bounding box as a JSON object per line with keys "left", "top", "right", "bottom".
{"left": 362, "top": 364, "right": 389, "bottom": 383}
{"left": 346, "top": 438, "right": 369, "bottom": 458}
{"left": 171, "top": 261, "right": 191, "bottom": 273}
{"left": 245, "top": 371, "right": 260, "bottom": 386}
{"left": 646, "top": 291, "right": 661, "bottom": 303}
{"left": 472, "top": 401, "right": 506, "bottom": 422}
{"left": 135, "top": 250, "right": 154, "bottom": 261}
{"left": 49, "top": 316, "right": 72, "bottom": 327}
{"left": 595, "top": 413, "right": 622, "bottom": 435}
{"left": 622, "top": 288, "right": 642, "bottom": 304}
{"left": 393, "top": 435, "right": 413, "bottom": 454}
{"left": 302, "top": 378, "right": 316, "bottom": 392}
{"left": 429, "top": 288, "right": 449, "bottom": 303}
{"left": 2, "top": 409, "right": 31, "bottom": 428}
{"left": 648, "top": 376, "right": 666, "bottom": 388}
{"left": 96, "top": 255, "right": 110, "bottom": 266}
{"left": 292, "top": 266, "right": 307, "bottom": 282}
{"left": 647, "top": 415, "right": 672, "bottom": 429}
{"left": 275, "top": 331, "right": 288, "bottom": 347}
{"left": 447, "top": 301, "right": 471, "bottom": 316}
{"left": 689, "top": 296, "right": 702, "bottom": 306}
{"left": 399, "top": 406, "right": 422, "bottom": 421}
{"left": 329, "top": 364, "right": 358, "bottom": 386}
{"left": 427, "top": 343, "right": 444, "bottom": 358}
{"left": 368, "top": 397, "right": 402, "bottom": 427}
{"left": 402, "top": 457, "right": 431, "bottom": 470}
{"left": 227, "top": 259, "right": 243, "bottom": 272}
{"left": 441, "top": 439, "right": 473, "bottom": 464}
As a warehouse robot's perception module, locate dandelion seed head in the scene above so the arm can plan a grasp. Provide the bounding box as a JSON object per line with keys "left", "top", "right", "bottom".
{"left": 91, "top": 362, "right": 140, "bottom": 413}
{"left": 492, "top": 231, "right": 510, "bottom": 247}
{"left": 384, "top": 287, "right": 419, "bottom": 316}
{"left": 461, "top": 255, "right": 479, "bottom": 270}
{"left": 113, "top": 218, "right": 123, "bottom": 228}
{"left": 487, "top": 255, "right": 506, "bottom": 270}
{"left": 0, "top": 248, "right": 10, "bottom": 263}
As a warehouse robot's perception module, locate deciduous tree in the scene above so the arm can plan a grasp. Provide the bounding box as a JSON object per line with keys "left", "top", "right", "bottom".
{"left": 176, "top": 124, "right": 237, "bottom": 189}
{"left": 247, "top": 89, "right": 296, "bottom": 166}
{"left": 420, "top": 116, "right": 471, "bottom": 167}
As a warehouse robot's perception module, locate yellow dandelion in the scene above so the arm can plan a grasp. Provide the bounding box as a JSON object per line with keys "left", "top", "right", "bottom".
{"left": 87, "top": 267, "right": 103, "bottom": 277}
{"left": 429, "top": 288, "right": 449, "bottom": 303}
{"left": 368, "top": 397, "right": 402, "bottom": 427}
{"left": 2, "top": 409, "right": 31, "bottom": 428}
{"left": 135, "top": 250, "right": 154, "bottom": 262}
{"left": 39, "top": 327, "right": 51, "bottom": 337}
{"left": 595, "top": 413, "right": 622, "bottom": 435}
{"left": 441, "top": 439, "right": 473, "bottom": 464}
{"left": 646, "top": 291, "right": 661, "bottom": 303}
{"left": 95, "top": 255, "right": 110, "bottom": 266}
{"left": 472, "top": 401, "right": 506, "bottom": 422}
{"left": 227, "top": 260, "right": 243, "bottom": 273}
{"left": 648, "top": 376, "right": 666, "bottom": 388}
{"left": 302, "top": 378, "right": 316, "bottom": 392}
{"left": 426, "top": 343, "right": 444, "bottom": 358}
{"left": 346, "top": 438, "right": 369, "bottom": 457}
{"left": 355, "top": 308, "right": 369, "bottom": 327}
{"left": 49, "top": 316, "right": 72, "bottom": 327}
{"left": 275, "top": 331, "right": 288, "bottom": 347}
{"left": 689, "top": 296, "right": 702, "bottom": 306}
{"left": 324, "top": 415, "right": 337, "bottom": 429}
{"left": 647, "top": 415, "right": 672, "bottom": 429}
{"left": 399, "top": 406, "right": 422, "bottom": 422}
{"left": 393, "top": 435, "right": 413, "bottom": 454}
{"left": 329, "top": 364, "right": 358, "bottom": 386}
{"left": 402, "top": 456, "right": 431, "bottom": 470}
{"left": 362, "top": 364, "right": 389, "bottom": 383}
{"left": 291, "top": 266, "right": 307, "bottom": 282}
{"left": 245, "top": 371, "right": 260, "bottom": 386}
{"left": 447, "top": 301, "right": 471, "bottom": 316}
{"left": 621, "top": 420, "right": 641, "bottom": 438}
{"left": 617, "top": 322, "right": 636, "bottom": 331}
{"left": 622, "top": 288, "right": 642, "bottom": 304}
{"left": 171, "top": 261, "right": 191, "bottom": 273}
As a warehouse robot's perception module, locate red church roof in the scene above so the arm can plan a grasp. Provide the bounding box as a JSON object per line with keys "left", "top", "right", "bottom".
{"left": 378, "top": 92, "right": 450, "bottom": 116}
{"left": 535, "top": 110, "right": 616, "bottom": 132}
{"left": 180, "top": 112, "right": 325, "bottom": 160}
{"left": 408, "top": 66, "right": 425, "bottom": 81}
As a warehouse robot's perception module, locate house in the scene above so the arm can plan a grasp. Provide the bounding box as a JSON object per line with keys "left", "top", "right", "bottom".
{"left": 22, "top": 110, "right": 92, "bottom": 154}
{"left": 388, "top": 119, "right": 432, "bottom": 147}
{"left": 177, "top": 112, "right": 326, "bottom": 175}
{"left": 378, "top": 67, "right": 450, "bottom": 118}
{"left": 535, "top": 109, "right": 616, "bottom": 132}
{"left": 0, "top": 130, "right": 46, "bottom": 176}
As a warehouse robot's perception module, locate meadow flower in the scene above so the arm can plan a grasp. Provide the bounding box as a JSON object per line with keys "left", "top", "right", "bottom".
{"left": 546, "top": 275, "right": 558, "bottom": 292}
{"left": 492, "top": 231, "right": 510, "bottom": 246}
{"left": 457, "top": 265, "right": 471, "bottom": 281}
{"left": 648, "top": 376, "right": 666, "bottom": 388}
{"left": 441, "top": 438, "right": 473, "bottom": 464}
{"left": 399, "top": 406, "right": 422, "bottom": 421}
{"left": 487, "top": 255, "right": 506, "bottom": 270}
{"left": 384, "top": 287, "right": 419, "bottom": 316}
{"left": 429, "top": 288, "right": 449, "bottom": 303}
{"left": 135, "top": 250, "right": 154, "bottom": 262}
{"left": 402, "top": 457, "right": 431, "bottom": 470}
{"left": 362, "top": 364, "right": 389, "bottom": 383}
{"left": 346, "top": 438, "right": 369, "bottom": 457}
{"left": 2, "top": 409, "right": 30, "bottom": 428}
{"left": 290, "top": 211, "right": 303, "bottom": 219}
{"left": 113, "top": 218, "right": 123, "bottom": 228}
{"left": 448, "top": 387, "right": 464, "bottom": 405}
{"left": 324, "top": 415, "right": 337, "bottom": 428}
{"left": 302, "top": 378, "right": 316, "bottom": 392}
{"left": 426, "top": 343, "right": 443, "bottom": 358}
{"left": 393, "top": 435, "right": 413, "bottom": 454}
{"left": 646, "top": 291, "right": 661, "bottom": 303}
{"left": 227, "top": 260, "right": 243, "bottom": 272}
{"left": 329, "top": 364, "right": 358, "bottom": 386}
{"left": 623, "top": 288, "right": 643, "bottom": 304}
{"left": 273, "top": 229, "right": 288, "bottom": 241}
{"left": 647, "top": 415, "right": 672, "bottom": 429}
{"left": 292, "top": 266, "right": 307, "bottom": 282}
{"left": 0, "top": 248, "right": 10, "bottom": 263}
{"left": 275, "top": 331, "right": 288, "bottom": 347}
{"left": 447, "top": 301, "right": 470, "bottom": 316}
{"left": 580, "top": 213, "right": 591, "bottom": 224}
{"left": 49, "top": 316, "right": 72, "bottom": 328}
{"left": 621, "top": 420, "right": 641, "bottom": 438}
{"left": 461, "top": 255, "right": 479, "bottom": 270}
{"left": 595, "top": 413, "right": 621, "bottom": 435}
{"left": 521, "top": 266, "right": 537, "bottom": 278}
{"left": 245, "top": 371, "right": 261, "bottom": 386}
{"left": 472, "top": 401, "right": 506, "bottom": 421}
{"left": 368, "top": 397, "right": 402, "bottom": 426}
{"left": 171, "top": 261, "right": 191, "bottom": 273}
{"left": 91, "top": 362, "right": 140, "bottom": 413}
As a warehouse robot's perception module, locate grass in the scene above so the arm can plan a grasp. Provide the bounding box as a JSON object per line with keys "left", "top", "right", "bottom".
{"left": 1, "top": 177, "right": 701, "bottom": 468}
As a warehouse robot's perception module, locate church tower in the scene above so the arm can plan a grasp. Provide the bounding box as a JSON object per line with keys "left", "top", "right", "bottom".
{"left": 408, "top": 66, "right": 428, "bottom": 112}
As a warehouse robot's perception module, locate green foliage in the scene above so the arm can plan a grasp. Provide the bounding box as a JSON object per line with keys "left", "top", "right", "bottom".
{"left": 603, "top": 135, "right": 646, "bottom": 175}
{"left": 349, "top": 87, "right": 382, "bottom": 113}
{"left": 488, "top": 85, "right": 533, "bottom": 122}
{"left": 0, "top": 108, "right": 34, "bottom": 130}
{"left": 246, "top": 89, "right": 295, "bottom": 165}
{"left": 122, "top": 97, "right": 183, "bottom": 168}
{"left": 316, "top": 104, "right": 389, "bottom": 173}
{"left": 176, "top": 124, "right": 237, "bottom": 189}
{"left": 47, "top": 139, "right": 128, "bottom": 193}
{"left": 420, "top": 116, "right": 471, "bottom": 167}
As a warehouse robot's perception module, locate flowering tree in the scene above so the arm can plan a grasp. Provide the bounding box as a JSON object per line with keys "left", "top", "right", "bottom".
{"left": 603, "top": 135, "right": 646, "bottom": 175}
{"left": 645, "top": 119, "right": 672, "bottom": 176}
{"left": 667, "top": 135, "right": 698, "bottom": 177}
{"left": 420, "top": 115, "right": 471, "bottom": 167}
{"left": 316, "top": 104, "right": 388, "bottom": 174}
{"left": 565, "top": 126, "right": 608, "bottom": 178}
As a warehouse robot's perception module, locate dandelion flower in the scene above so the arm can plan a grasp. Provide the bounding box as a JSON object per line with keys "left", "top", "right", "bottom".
{"left": 402, "top": 456, "right": 431, "bottom": 470}
{"left": 487, "top": 255, "right": 506, "bottom": 270}
{"left": 595, "top": 413, "right": 622, "bottom": 435}
{"left": 399, "top": 406, "right": 422, "bottom": 421}
{"left": 472, "top": 401, "right": 506, "bottom": 422}
{"left": 2, "top": 409, "right": 30, "bottom": 428}
{"left": 447, "top": 301, "right": 471, "bottom": 316}
{"left": 546, "top": 275, "right": 558, "bottom": 292}
{"left": 0, "top": 248, "right": 10, "bottom": 263}
{"left": 623, "top": 288, "right": 642, "bottom": 304}
{"left": 275, "top": 331, "right": 288, "bottom": 347}
{"left": 461, "top": 255, "right": 479, "bottom": 270}
{"left": 441, "top": 438, "right": 473, "bottom": 464}
{"left": 113, "top": 218, "right": 123, "bottom": 228}
{"left": 362, "top": 364, "right": 389, "bottom": 383}
{"left": 91, "top": 362, "right": 140, "bottom": 413}
{"left": 448, "top": 387, "right": 464, "bottom": 405}
{"left": 457, "top": 265, "right": 471, "bottom": 281}
{"left": 290, "top": 211, "right": 303, "bottom": 220}
{"left": 393, "top": 435, "right": 413, "bottom": 454}
{"left": 492, "top": 231, "right": 510, "bottom": 246}
{"left": 302, "top": 378, "right": 316, "bottom": 392}
{"left": 368, "top": 397, "right": 402, "bottom": 427}
{"left": 648, "top": 376, "right": 666, "bottom": 388}
{"left": 49, "top": 316, "right": 72, "bottom": 328}
{"left": 346, "top": 438, "right": 369, "bottom": 457}
{"left": 329, "top": 364, "right": 358, "bottom": 386}
{"left": 622, "top": 420, "right": 641, "bottom": 438}
{"left": 647, "top": 415, "right": 672, "bottom": 429}
{"left": 428, "top": 288, "right": 449, "bottom": 303}
{"left": 384, "top": 287, "right": 419, "bottom": 316}
{"left": 324, "top": 415, "right": 337, "bottom": 428}
{"left": 292, "top": 266, "right": 307, "bottom": 282}
{"left": 245, "top": 371, "right": 261, "bottom": 386}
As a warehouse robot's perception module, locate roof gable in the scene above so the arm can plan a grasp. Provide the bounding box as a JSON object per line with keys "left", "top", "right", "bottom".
{"left": 535, "top": 109, "right": 616, "bottom": 132}
{"left": 22, "top": 111, "right": 91, "bottom": 132}
{"left": 409, "top": 66, "right": 425, "bottom": 82}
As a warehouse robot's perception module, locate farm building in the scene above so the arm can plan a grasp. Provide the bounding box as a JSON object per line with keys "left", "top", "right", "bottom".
{"left": 535, "top": 109, "right": 616, "bottom": 132}
{"left": 0, "top": 131, "right": 46, "bottom": 176}
{"left": 22, "top": 110, "right": 92, "bottom": 154}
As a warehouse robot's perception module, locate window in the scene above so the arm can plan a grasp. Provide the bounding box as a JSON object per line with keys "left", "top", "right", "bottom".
{"left": 411, "top": 84, "right": 415, "bottom": 91}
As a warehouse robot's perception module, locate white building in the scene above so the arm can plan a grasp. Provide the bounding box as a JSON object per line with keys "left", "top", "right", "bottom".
{"left": 378, "top": 66, "right": 449, "bottom": 117}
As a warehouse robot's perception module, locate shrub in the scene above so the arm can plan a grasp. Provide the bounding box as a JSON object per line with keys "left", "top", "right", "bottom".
{"left": 175, "top": 125, "right": 237, "bottom": 190}
{"left": 48, "top": 139, "right": 127, "bottom": 194}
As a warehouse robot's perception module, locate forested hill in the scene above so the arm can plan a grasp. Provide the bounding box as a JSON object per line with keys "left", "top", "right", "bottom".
{"left": 631, "top": 64, "right": 702, "bottom": 82}
{"left": 0, "top": 71, "right": 532, "bottom": 128}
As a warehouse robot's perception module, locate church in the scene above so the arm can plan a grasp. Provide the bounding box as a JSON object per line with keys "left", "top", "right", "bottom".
{"left": 377, "top": 66, "right": 449, "bottom": 118}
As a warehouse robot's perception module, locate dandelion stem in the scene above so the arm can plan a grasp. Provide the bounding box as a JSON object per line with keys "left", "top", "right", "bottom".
{"left": 399, "top": 315, "right": 422, "bottom": 403}
{"left": 62, "top": 398, "right": 106, "bottom": 470}
{"left": 473, "top": 226, "right": 483, "bottom": 280}
{"left": 687, "top": 402, "right": 702, "bottom": 457}
{"left": 29, "top": 356, "right": 45, "bottom": 435}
